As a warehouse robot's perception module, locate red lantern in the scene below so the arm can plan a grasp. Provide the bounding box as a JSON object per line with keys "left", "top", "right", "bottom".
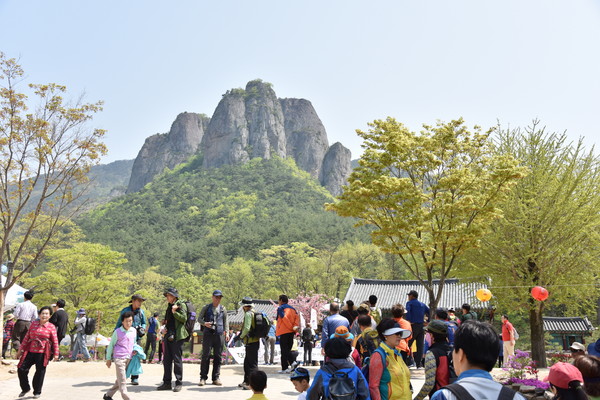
{"left": 531, "top": 286, "right": 549, "bottom": 301}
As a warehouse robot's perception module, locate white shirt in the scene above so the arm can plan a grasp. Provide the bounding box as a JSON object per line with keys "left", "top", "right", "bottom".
{"left": 14, "top": 300, "right": 38, "bottom": 322}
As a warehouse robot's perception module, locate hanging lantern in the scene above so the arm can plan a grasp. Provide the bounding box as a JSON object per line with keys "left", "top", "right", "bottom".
{"left": 476, "top": 288, "right": 492, "bottom": 302}
{"left": 531, "top": 286, "right": 549, "bottom": 301}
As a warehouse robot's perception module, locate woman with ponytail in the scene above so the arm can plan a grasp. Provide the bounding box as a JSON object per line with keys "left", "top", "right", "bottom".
{"left": 545, "top": 362, "right": 589, "bottom": 400}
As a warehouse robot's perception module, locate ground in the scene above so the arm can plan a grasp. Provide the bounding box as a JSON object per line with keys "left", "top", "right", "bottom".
{"left": 0, "top": 359, "right": 549, "bottom": 399}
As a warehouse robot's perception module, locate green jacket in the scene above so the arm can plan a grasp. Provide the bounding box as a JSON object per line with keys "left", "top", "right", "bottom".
{"left": 240, "top": 309, "right": 259, "bottom": 344}
{"left": 166, "top": 299, "right": 189, "bottom": 341}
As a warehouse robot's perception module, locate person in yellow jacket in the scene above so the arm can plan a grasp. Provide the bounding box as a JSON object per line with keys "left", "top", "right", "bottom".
{"left": 369, "top": 318, "right": 412, "bottom": 400}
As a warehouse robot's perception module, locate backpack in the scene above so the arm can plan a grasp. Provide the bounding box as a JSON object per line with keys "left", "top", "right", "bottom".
{"left": 370, "top": 308, "right": 382, "bottom": 324}
{"left": 302, "top": 327, "right": 314, "bottom": 343}
{"left": 446, "top": 321, "right": 459, "bottom": 345}
{"left": 322, "top": 364, "right": 358, "bottom": 400}
{"left": 356, "top": 329, "right": 380, "bottom": 361}
{"left": 84, "top": 317, "right": 96, "bottom": 335}
{"left": 444, "top": 383, "right": 516, "bottom": 400}
{"left": 360, "top": 347, "right": 386, "bottom": 385}
{"left": 183, "top": 300, "right": 197, "bottom": 340}
{"left": 250, "top": 311, "right": 272, "bottom": 338}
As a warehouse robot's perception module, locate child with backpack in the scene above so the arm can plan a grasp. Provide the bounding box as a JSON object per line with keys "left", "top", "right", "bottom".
{"left": 306, "top": 337, "right": 370, "bottom": 400}
{"left": 290, "top": 367, "right": 311, "bottom": 400}
{"left": 104, "top": 311, "right": 137, "bottom": 400}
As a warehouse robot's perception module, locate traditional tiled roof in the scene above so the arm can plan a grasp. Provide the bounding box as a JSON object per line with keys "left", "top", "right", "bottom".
{"left": 543, "top": 316, "right": 594, "bottom": 334}
{"left": 228, "top": 299, "right": 278, "bottom": 325}
{"left": 343, "top": 278, "right": 489, "bottom": 310}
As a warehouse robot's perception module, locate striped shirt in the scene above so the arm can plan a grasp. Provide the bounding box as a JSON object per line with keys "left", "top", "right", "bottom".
{"left": 13, "top": 300, "right": 38, "bottom": 322}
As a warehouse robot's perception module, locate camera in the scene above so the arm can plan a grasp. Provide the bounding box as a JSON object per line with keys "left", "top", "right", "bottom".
{"left": 167, "top": 333, "right": 175, "bottom": 342}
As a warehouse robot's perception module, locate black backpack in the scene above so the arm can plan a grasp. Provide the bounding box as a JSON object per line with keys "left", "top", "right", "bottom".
{"left": 323, "top": 364, "right": 358, "bottom": 400}
{"left": 84, "top": 317, "right": 96, "bottom": 335}
{"left": 250, "top": 311, "right": 271, "bottom": 338}
{"left": 302, "top": 327, "right": 314, "bottom": 343}
{"left": 183, "top": 300, "right": 197, "bottom": 340}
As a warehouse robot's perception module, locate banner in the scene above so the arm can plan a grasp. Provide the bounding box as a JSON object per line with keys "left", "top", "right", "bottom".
{"left": 227, "top": 341, "right": 324, "bottom": 364}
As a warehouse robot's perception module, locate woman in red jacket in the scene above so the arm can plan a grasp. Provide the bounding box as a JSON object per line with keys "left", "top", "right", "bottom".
{"left": 17, "top": 306, "right": 59, "bottom": 398}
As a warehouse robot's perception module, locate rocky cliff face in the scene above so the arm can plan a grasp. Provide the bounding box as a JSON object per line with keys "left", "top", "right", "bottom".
{"left": 127, "top": 112, "right": 210, "bottom": 193}
{"left": 320, "top": 142, "right": 352, "bottom": 196}
{"left": 127, "top": 80, "right": 351, "bottom": 195}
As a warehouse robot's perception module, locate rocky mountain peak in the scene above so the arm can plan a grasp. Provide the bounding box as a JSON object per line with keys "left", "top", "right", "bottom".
{"left": 127, "top": 80, "right": 351, "bottom": 195}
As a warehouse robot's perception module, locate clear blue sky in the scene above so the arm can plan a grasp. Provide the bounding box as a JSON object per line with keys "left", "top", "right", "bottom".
{"left": 1, "top": 1, "right": 599, "bottom": 163}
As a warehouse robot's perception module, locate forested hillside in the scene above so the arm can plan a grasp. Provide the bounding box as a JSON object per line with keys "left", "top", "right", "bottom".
{"left": 78, "top": 155, "right": 371, "bottom": 275}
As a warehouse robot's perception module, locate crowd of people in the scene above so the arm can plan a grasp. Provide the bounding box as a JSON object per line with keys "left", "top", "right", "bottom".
{"left": 2, "top": 288, "right": 600, "bottom": 400}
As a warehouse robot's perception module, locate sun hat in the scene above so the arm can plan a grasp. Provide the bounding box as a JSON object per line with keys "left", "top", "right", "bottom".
{"left": 129, "top": 294, "right": 146, "bottom": 303}
{"left": 569, "top": 342, "right": 586, "bottom": 352}
{"left": 545, "top": 362, "right": 584, "bottom": 389}
{"left": 588, "top": 339, "right": 600, "bottom": 357}
{"left": 76, "top": 308, "right": 86, "bottom": 315}
{"left": 425, "top": 320, "right": 448, "bottom": 335}
{"left": 331, "top": 326, "right": 354, "bottom": 342}
{"left": 163, "top": 288, "right": 180, "bottom": 298}
{"left": 240, "top": 297, "right": 254, "bottom": 307}
{"left": 383, "top": 321, "right": 411, "bottom": 339}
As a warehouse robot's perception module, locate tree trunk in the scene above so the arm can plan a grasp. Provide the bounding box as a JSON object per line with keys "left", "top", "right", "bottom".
{"left": 0, "top": 290, "right": 4, "bottom": 357}
{"left": 530, "top": 302, "right": 547, "bottom": 368}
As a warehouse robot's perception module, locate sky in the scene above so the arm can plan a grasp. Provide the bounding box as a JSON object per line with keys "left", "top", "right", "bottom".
{"left": 1, "top": 1, "right": 600, "bottom": 163}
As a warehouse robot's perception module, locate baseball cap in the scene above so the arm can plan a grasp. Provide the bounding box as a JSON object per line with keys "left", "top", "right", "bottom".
{"left": 545, "top": 362, "right": 583, "bottom": 389}
{"left": 129, "top": 294, "right": 146, "bottom": 303}
{"left": 407, "top": 290, "right": 419, "bottom": 297}
{"left": 212, "top": 290, "right": 223, "bottom": 297}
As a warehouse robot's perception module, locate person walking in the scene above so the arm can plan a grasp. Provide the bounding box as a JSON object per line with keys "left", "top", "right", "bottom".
{"left": 239, "top": 297, "right": 260, "bottom": 390}
{"left": 157, "top": 288, "right": 189, "bottom": 392}
{"left": 104, "top": 311, "right": 137, "bottom": 400}
{"left": 49, "top": 299, "right": 68, "bottom": 352}
{"left": 276, "top": 294, "right": 301, "bottom": 373}
{"left": 144, "top": 312, "right": 159, "bottom": 364}
{"left": 301, "top": 323, "right": 315, "bottom": 366}
{"left": 2, "top": 313, "right": 15, "bottom": 359}
{"left": 368, "top": 318, "right": 412, "bottom": 400}
{"left": 68, "top": 308, "right": 91, "bottom": 362}
{"left": 17, "top": 306, "right": 59, "bottom": 399}
{"left": 321, "top": 302, "right": 350, "bottom": 353}
{"left": 12, "top": 290, "right": 37, "bottom": 352}
{"left": 198, "top": 289, "right": 229, "bottom": 387}
{"left": 501, "top": 314, "right": 516, "bottom": 367}
{"left": 115, "top": 294, "right": 147, "bottom": 385}
{"left": 263, "top": 322, "right": 276, "bottom": 365}
{"left": 414, "top": 320, "right": 453, "bottom": 400}
{"left": 405, "top": 290, "right": 430, "bottom": 368}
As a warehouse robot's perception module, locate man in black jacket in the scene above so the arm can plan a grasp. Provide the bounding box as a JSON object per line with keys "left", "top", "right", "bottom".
{"left": 50, "top": 299, "right": 69, "bottom": 352}
{"left": 198, "top": 290, "right": 229, "bottom": 387}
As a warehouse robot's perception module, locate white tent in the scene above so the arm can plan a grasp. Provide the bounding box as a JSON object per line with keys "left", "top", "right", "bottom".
{"left": 61, "top": 333, "right": 111, "bottom": 347}
{"left": 1, "top": 275, "right": 28, "bottom": 312}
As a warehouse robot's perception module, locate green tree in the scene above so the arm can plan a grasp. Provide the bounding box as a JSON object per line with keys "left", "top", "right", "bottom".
{"left": 204, "top": 258, "right": 257, "bottom": 310}
{"left": 328, "top": 118, "right": 526, "bottom": 309}
{"left": 0, "top": 53, "right": 106, "bottom": 354}
{"left": 24, "top": 242, "right": 129, "bottom": 335}
{"left": 468, "top": 123, "right": 600, "bottom": 367}
{"left": 128, "top": 266, "right": 173, "bottom": 319}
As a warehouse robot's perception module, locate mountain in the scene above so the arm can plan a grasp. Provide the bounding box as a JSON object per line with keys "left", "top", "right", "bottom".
{"left": 127, "top": 80, "right": 351, "bottom": 196}
{"left": 79, "top": 155, "right": 369, "bottom": 275}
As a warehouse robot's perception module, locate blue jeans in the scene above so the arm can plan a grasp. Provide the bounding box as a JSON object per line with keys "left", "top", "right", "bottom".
{"left": 71, "top": 332, "right": 91, "bottom": 360}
